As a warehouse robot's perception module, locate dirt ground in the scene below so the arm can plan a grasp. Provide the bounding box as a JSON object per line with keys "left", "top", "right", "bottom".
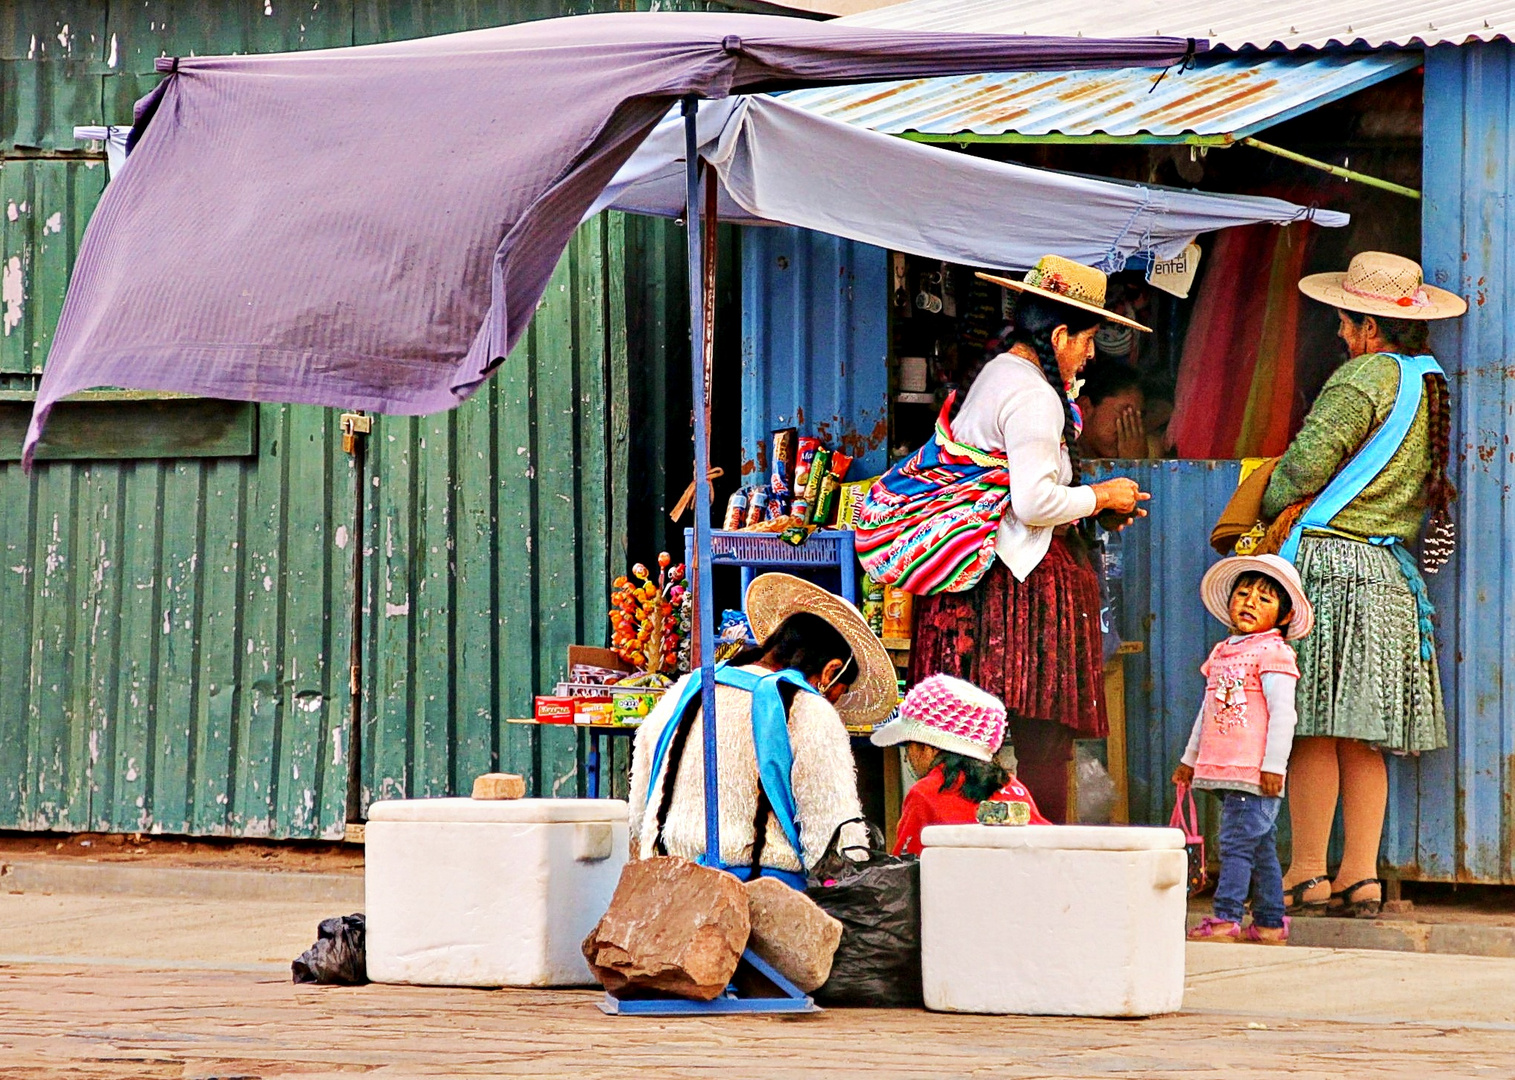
{"left": 0, "top": 831, "right": 363, "bottom": 874}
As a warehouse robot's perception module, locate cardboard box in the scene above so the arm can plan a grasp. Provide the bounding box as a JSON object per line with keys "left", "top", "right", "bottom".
{"left": 613, "top": 689, "right": 661, "bottom": 725}
{"left": 573, "top": 698, "right": 615, "bottom": 726}
{"left": 534, "top": 696, "right": 575, "bottom": 724}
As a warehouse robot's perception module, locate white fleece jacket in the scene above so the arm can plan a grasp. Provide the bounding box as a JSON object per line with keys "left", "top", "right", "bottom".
{"left": 627, "top": 666, "right": 868, "bottom": 872}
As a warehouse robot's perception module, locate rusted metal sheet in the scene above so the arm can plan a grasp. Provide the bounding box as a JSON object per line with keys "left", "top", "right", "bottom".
{"left": 831, "top": 0, "right": 1513, "bottom": 51}
{"left": 740, "top": 226, "right": 890, "bottom": 481}
{"left": 1403, "top": 41, "right": 1515, "bottom": 884}
{"left": 781, "top": 52, "right": 1421, "bottom": 143}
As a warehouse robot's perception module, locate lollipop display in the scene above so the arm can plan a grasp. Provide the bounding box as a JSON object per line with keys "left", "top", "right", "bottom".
{"left": 609, "top": 553, "right": 687, "bottom": 676}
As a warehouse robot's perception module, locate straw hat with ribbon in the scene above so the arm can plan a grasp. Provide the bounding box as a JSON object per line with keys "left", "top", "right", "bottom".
{"left": 1298, "top": 251, "right": 1467, "bottom": 321}
{"left": 1200, "top": 554, "right": 1315, "bottom": 641}
{"left": 744, "top": 573, "right": 897, "bottom": 726}
{"left": 977, "top": 255, "right": 1151, "bottom": 333}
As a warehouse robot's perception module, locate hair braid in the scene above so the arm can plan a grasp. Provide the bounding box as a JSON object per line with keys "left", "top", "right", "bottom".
{"left": 1421, "top": 370, "right": 1458, "bottom": 573}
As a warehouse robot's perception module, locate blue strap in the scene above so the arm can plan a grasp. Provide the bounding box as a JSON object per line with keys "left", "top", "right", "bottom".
{"left": 646, "top": 665, "right": 819, "bottom": 871}
{"left": 1279, "top": 353, "right": 1442, "bottom": 660}
{"left": 720, "top": 865, "right": 809, "bottom": 892}
{"left": 1281, "top": 354, "right": 1443, "bottom": 563}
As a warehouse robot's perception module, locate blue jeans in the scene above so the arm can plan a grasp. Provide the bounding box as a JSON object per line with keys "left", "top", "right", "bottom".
{"left": 1212, "top": 790, "right": 1285, "bottom": 928}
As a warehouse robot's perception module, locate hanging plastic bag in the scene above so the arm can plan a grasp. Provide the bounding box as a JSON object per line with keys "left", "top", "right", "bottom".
{"left": 805, "top": 819, "right": 921, "bottom": 1008}
{"left": 1170, "top": 786, "right": 1207, "bottom": 897}
{"left": 292, "top": 913, "right": 368, "bottom": 985}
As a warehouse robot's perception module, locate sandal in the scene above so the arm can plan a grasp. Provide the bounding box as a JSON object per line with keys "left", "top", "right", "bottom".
{"left": 1243, "top": 916, "right": 1291, "bottom": 946}
{"left": 1329, "top": 878, "right": 1383, "bottom": 919}
{"left": 1187, "top": 916, "right": 1241, "bottom": 942}
{"left": 1283, "top": 876, "right": 1331, "bottom": 915}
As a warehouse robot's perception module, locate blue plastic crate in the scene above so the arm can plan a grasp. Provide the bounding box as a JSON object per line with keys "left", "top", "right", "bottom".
{"left": 684, "top": 529, "right": 858, "bottom": 605}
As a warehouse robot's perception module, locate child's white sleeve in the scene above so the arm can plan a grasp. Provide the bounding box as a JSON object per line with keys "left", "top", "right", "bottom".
{"left": 1180, "top": 704, "right": 1204, "bottom": 767}
{"left": 1260, "top": 672, "right": 1299, "bottom": 775}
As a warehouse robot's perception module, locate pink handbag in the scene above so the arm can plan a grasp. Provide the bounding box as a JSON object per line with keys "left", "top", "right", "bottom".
{"left": 1170, "top": 784, "right": 1207, "bottom": 897}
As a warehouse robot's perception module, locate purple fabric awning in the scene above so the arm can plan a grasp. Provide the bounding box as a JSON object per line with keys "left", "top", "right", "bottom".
{"left": 26, "top": 12, "right": 1195, "bottom": 463}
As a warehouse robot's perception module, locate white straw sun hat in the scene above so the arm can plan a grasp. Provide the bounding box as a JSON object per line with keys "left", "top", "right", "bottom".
{"left": 1298, "top": 251, "right": 1467, "bottom": 321}
{"left": 1200, "top": 554, "right": 1314, "bottom": 640}
{"left": 744, "top": 573, "right": 897, "bottom": 726}
{"left": 976, "top": 255, "right": 1151, "bottom": 333}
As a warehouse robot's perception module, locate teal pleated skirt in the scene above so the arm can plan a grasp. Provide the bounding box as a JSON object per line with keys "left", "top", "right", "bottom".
{"left": 1291, "top": 536, "right": 1446, "bottom": 753}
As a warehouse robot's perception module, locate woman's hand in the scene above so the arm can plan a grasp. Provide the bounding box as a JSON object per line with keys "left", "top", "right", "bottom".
{"left": 1115, "top": 404, "right": 1148, "bottom": 459}
{"left": 1090, "top": 477, "right": 1151, "bottom": 522}
{"left": 1172, "top": 763, "right": 1194, "bottom": 787}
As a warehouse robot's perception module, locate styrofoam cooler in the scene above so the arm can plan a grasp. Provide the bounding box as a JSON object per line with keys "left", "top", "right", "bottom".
{"left": 365, "top": 797, "right": 628, "bottom": 987}
{"left": 919, "top": 824, "right": 1187, "bottom": 1016}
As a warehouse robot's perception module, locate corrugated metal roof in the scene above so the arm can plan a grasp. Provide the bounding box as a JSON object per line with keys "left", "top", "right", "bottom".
{"left": 832, "top": 0, "right": 1510, "bottom": 50}
{"left": 780, "top": 52, "right": 1421, "bottom": 141}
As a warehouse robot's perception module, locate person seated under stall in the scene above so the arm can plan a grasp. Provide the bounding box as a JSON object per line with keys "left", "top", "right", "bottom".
{"left": 870, "top": 675, "right": 1049, "bottom": 856}
{"left": 1075, "top": 360, "right": 1150, "bottom": 459}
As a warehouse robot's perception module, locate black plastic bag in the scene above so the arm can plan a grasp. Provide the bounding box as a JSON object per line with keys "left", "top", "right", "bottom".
{"left": 292, "top": 913, "right": 368, "bottom": 985}
{"left": 805, "top": 819, "right": 921, "bottom": 1008}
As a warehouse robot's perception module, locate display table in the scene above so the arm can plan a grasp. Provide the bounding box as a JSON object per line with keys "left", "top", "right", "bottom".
{"left": 918, "top": 823, "right": 1186, "bottom": 1017}
{"left": 365, "top": 797, "right": 628, "bottom": 988}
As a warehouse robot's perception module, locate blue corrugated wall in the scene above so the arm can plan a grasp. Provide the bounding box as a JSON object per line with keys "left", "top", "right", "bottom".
{"left": 740, "top": 227, "right": 890, "bottom": 482}
{"left": 1411, "top": 42, "right": 1515, "bottom": 883}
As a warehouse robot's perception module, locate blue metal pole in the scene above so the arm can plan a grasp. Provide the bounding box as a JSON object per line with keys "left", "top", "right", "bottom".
{"left": 684, "top": 95, "right": 721, "bottom": 867}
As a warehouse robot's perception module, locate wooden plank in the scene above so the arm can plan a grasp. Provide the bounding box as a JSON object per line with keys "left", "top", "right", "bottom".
{"left": 0, "top": 461, "right": 35, "bottom": 824}
{"left": 148, "top": 462, "right": 205, "bottom": 833}
{"left": 369, "top": 413, "right": 419, "bottom": 804}
{"left": 0, "top": 398, "right": 259, "bottom": 461}
{"left": 452, "top": 387, "right": 500, "bottom": 782}
{"left": 1104, "top": 659, "right": 1129, "bottom": 825}
{"left": 189, "top": 457, "right": 247, "bottom": 834}
{"left": 412, "top": 408, "right": 457, "bottom": 797}
{"left": 534, "top": 237, "right": 586, "bottom": 799}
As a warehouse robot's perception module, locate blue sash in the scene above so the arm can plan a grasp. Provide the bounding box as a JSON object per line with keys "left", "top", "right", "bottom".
{"left": 1280, "top": 353, "right": 1441, "bottom": 658}
{"left": 648, "top": 664, "right": 819, "bottom": 878}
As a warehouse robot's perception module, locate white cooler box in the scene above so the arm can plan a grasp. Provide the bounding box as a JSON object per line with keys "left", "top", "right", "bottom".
{"left": 920, "top": 824, "right": 1187, "bottom": 1017}
{"left": 365, "top": 797, "right": 628, "bottom": 987}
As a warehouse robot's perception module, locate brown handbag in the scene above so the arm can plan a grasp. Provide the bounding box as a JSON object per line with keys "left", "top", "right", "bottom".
{"left": 1209, "top": 457, "right": 1281, "bottom": 555}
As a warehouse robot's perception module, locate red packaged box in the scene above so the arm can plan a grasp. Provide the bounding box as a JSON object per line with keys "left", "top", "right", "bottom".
{"left": 534, "top": 696, "right": 575, "bottom": 724}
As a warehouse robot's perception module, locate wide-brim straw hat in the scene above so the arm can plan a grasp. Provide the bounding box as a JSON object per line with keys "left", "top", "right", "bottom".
{"left": 1299, "top": 251, "right": 1467, "bottom": 321}
{"left": 1201, "top": 554, "right": 1315, "bottom": 640}
{"left": 870, "top": 674, "right": 1006, "bottom": 762}
{"left": 977, "top": 255, "right": 1151, "bottom": 333}
{"left": 745, "top": 573, "right": 897, "bottom": 726}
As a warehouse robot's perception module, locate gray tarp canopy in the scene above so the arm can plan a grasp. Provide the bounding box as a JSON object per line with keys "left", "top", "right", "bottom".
{"left": 25, "top": 11, "right": 1194, "bottom": 462}
{"left": 590, "top": 94, "right": 1347, "bottom": 271}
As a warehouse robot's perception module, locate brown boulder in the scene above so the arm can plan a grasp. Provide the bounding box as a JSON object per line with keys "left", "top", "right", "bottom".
{"left": 470, "top": 773, "right": 525, "bottom": 799}
{"left": 581, "top": 856, "right": 750, "bottom": 1000}
{"left": 744, "top": 876, "right": 843, "bottom": 993}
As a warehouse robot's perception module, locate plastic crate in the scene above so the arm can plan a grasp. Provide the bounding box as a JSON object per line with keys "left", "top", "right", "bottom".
{"left": 684, "top": 529, "right": 858, "bottom": 605}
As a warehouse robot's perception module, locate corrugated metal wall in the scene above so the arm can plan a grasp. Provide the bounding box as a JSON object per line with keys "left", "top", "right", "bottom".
{"left": 0, "top": 0, "right": 711, "bottom": 836}
{"left": 1408, "top": 41, "right": 1515, "bottom": 884}
{"left": 740, "top": 226, "right": 890, "bottom": 481}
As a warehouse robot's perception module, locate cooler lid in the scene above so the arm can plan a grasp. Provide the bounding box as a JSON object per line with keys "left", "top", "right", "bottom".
{"left": 367, "top": 797, "right": 629, "bottom": 824}
{"left": 920, "top": 824, "right": 1184, "bottom": 851}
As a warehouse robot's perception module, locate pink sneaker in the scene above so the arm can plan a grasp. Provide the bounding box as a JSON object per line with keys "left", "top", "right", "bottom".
{"left": 1188, "top": 916, "right": 1242, "bottom": 942}
{"left": 1243, "top": 916, "right": 1291, "bottom": 946}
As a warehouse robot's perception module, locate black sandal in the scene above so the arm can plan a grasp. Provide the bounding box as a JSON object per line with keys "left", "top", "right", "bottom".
{"left": 1284, "top": 875, "right": 1331, "bottom": 915}
{"left": 1329, "top": 878, "right": 1383, "bottom": 919}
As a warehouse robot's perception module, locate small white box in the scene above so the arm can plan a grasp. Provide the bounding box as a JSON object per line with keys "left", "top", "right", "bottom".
{"left": 919, "top": 824, "right": 1187, "bottom": 1017}
{"left": 365, "top": 797, "right": 628, "bottom": 987}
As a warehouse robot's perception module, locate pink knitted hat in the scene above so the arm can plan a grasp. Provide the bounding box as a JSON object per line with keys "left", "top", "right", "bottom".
{"left": 868, "top": 674, "right": 1007, "bottom": 762}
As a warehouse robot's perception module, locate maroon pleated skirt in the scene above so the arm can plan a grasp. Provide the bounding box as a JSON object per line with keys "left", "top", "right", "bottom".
{"left": 907, "top": 535, "right": 1107, "bottom": 739}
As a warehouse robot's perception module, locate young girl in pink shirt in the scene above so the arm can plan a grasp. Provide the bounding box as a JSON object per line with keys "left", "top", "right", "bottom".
{"left": 1174, "top": 554, "right": 1314, "bottom": 945}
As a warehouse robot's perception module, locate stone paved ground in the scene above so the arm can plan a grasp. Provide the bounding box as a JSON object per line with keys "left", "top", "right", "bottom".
{"left": 5, "top": 891, "right": 1515, "bottom": 1078}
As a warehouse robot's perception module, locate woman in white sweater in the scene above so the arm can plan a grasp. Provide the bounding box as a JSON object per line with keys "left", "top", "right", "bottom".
{"left": 628, "top": 574, "right": 895, "bottom": 887}
{"left": 907, "top": 256, "right": 1149, "bottom": 821}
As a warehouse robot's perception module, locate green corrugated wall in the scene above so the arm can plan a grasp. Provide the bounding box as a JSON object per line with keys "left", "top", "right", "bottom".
{"left": 0, "top": 0, "right": 724, "bottom": 836}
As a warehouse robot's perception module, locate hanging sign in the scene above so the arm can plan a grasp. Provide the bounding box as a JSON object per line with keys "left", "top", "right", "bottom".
{"left": 1147, "top": 243, "right": 1201, "bottom": 299}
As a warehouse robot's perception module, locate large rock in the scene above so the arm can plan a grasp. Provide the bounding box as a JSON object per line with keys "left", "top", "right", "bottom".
{"left": 581, "top": 856, "right": 750, "bottom": 1000}
{"left": 744, "top": 876, "right": 843, "bottom": 993}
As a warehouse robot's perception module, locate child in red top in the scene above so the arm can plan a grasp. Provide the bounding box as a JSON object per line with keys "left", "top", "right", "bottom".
{"left": 871, "top": 675, "right": 1048, "bottom": 856}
